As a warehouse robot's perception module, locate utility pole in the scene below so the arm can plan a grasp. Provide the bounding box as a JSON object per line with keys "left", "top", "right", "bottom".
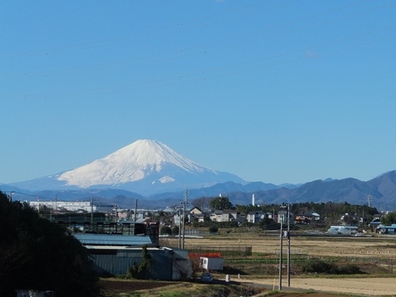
{"left": 287, "top": 204, "right": 291, "bottom": 287}
{"left": 182, "top": 188, "right": 188, "bottom": 249}
{"left": 278, "top": 217, "right": 283, "bottom": 290}
{"left": 134, "top": 199, "right": 138, "bottom": 222}
{"left": 54, "top": 195, "right": 58, "bottom": 222}
{"left": 91, "top": 198, "right": 94, "bottom": 225}
{"left": 133, "top": 199, "right": 138, "bottom": 235}
{"left": 37, "top": 196, "right": 40, "bottom": 215}
{"left": 367, "top": 195, "right": 372, "bottom": 207}
{"left": 114, "top": 204, "right": 118, "bottom": 222}
{"left": 178, "top": 208, "right": 182, "bottom": 249}
{"left": 8, "top": 191, "right": 15, "bottom": 202}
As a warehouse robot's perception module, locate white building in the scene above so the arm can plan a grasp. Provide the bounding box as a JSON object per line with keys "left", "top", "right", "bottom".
{"left": 200, "top": 256, "right": 224, "bottom": 271}
{"left": 29, "top": 200, "right": 113, "bottom": 213}
{"left": 277, "top": 210, "right": 294, "bottom": 224}
{"left": 247, "top": 211, "right": 266, "bottom": 223}
{"left": 209, "top": 210, "right": 245, "bottom": 223}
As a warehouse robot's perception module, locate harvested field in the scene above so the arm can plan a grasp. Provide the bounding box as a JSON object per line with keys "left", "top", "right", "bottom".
{"left": 176, "top": 234, "right": 396, "bottom": 259}
{"left": 159, "top": 230, "right": 396, "bottom": 296}
{"left": 238, "top": 277, "right": 396, "bottom": 296}
{"left": 100, "top": 278, "right": 270, "bottom": 297}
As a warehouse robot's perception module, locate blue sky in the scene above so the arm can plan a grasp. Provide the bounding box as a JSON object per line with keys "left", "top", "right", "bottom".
{"left": 1, "top": 0, "right": 395, "bottom": 185}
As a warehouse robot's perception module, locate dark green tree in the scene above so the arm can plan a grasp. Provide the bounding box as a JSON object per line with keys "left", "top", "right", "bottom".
{"left": 127, "top": 245, "right": 151, "bottom": 279}
{"left": 381, "top": 211, "right": 396, "bottom": 225}
{"left": 209, "top": 196, "right": 233, "bottom": 210}
{"left": 172, "top": 225, "right": 179, "bottom": 235}
{"left": 208, "top": 226, "right": 218, "bottom": 233}
{"left": 0, "top": 192, "right": 101, "bottom": 297}
{"left": 160, "top": 225, "right": 172, "bottom": 235}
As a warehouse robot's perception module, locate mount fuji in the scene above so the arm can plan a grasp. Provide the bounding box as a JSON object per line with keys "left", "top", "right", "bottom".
{"left": 10, "top": 139, "right": 245, "bottom": 195}
{"left": 6, "top": 139, "right": 396, "bottom": 208}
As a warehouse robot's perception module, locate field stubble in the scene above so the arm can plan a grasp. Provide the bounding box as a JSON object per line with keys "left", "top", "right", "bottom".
{"left": 177, "top": 231, "right": 396, "bottom": 259}
{"left": 160, "top": 229, "right": 396, "bottom": 296}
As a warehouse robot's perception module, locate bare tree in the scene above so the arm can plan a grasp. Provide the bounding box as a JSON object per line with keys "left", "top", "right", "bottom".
{"left": 191, "top": 197, "right": 211, "bottom": 210}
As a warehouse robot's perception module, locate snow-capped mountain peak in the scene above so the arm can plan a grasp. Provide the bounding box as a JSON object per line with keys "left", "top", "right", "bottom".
{"left": 57, "top": 139, "right": 215, "bottom": 188}
{"left": 9, "top": 139, "right": 245, "bottom": 195}
{"left": 111, "top": 139, "right": 208, "bottom": 172}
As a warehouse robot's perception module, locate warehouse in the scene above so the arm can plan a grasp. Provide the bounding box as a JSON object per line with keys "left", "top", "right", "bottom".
{"left": 74, "top": 233, "right": 191, "bottom": 280}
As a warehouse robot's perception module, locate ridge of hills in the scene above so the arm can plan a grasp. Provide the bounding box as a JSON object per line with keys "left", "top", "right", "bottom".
{"left": 1, "top": 139, "right": 396, "bottom": 209}
{"left": 2, "top": 171, "right": 396, "bottom": 210}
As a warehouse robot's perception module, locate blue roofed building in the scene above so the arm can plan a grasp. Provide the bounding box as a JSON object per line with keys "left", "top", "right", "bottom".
{"left": 73, "top": 229, "right": 191, "bottom": 280}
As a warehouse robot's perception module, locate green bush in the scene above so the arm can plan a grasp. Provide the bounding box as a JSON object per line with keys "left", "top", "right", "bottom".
{"left": 172, "top": 226, "right": 179, "bottom": 235}
{"left": 209, "top": 226, "right": 218, "bottom": 233}
{"left": 338, "top": 264, "right": 362, "bottom": 274}
{"left": 160, "top": 226, "right": 172, "bottom": 235}
{"left": 127, "top": 245, "right": 151, "bottom": 279}
{"left": 302, "top": 259, "right": 362, "bottom": 274}
{"left": 302, "top": 259, "right": 336, "bottom": 274}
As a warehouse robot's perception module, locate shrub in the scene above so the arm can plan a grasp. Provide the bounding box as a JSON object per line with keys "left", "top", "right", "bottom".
{"left": 338, "top": 264, "right": 362, "bottom": 274}
{"left": 209, "top": 226, "right": 218, "bottom": 233}
{"left": 302, "top": 259, "right": 337, "bottom": 274}
{"left": 160, "top": 226, "right": 172, "bottom": 235}
{"left": 302, "top": 259, "right": 362, "bottom": 274}
{"left": 127, "top": 245, "right": 151, "bottom": 279}
{"left": 172, "top": 226, "right": 179, "bottom": 235}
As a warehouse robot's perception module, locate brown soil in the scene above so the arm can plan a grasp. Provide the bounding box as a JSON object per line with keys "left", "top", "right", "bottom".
{"left": 160, "top": 233, "right": 396, "bottom": 296}
{"left": 171, "top": 234, "right": 396, "bottom": 259}
{"left": 268, "top": 295, "right": 346, "bottom": 297}
{"left": 101, "top": 233, "right": 396, "bottom": 296}
{"left": 99, "top": 279, "right": 175, "bottom": 293}
{"left": 99, "top": 278, "right": 374, "bottom": 297}
{"left": 238, "top": 277, "right": 396, "bottom": 296}
{"left": 99, "top": 278, "right": 349, "bottom": 297}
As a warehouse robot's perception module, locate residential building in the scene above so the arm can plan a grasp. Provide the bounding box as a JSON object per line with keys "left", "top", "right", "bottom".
{"left": 209, "top": 210, "right": 245, "bottom": 223}
{"left": 247, "top": 211, "right": 266, "bottom": 224}
{"left": 277, "top": 210, "right": 294, "bottom": 224}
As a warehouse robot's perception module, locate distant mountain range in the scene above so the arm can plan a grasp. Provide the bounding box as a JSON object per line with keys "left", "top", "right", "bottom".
{"left": 1, "top": 139, "right": 396, "bottom": 210}
{"left": 7, "top": 139, "right": 244, "bottom": 194}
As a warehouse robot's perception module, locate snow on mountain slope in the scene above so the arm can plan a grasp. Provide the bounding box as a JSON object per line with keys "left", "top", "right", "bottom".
{"left": 58, "top": 139, "right": 220, "bottom": 188}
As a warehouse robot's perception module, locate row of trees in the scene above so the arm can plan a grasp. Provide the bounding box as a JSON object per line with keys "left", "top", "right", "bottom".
{"left": 381, "top": 211, "right": 396, "bottom": 225}
{"left": 161, "top": 196, "right": 395, "bottom": 229}
{"left": 0, "top": 192, "right": 101, "bottom": 297}
{"left": 192, "top": 196, "right": 388, "bottom": 225}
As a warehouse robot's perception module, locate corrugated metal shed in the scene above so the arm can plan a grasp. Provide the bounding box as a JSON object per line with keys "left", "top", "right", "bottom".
{"left": 73, "top": 233, "right": 152, "bottom": 246}
{"left": 73, "top": 234, "right": 190, "bottom": 280}
{"left": 86, "top": 247, "right": 188, "bottom": 279}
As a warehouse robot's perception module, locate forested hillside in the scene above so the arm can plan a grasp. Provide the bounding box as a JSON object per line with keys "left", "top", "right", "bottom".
{"left": 0, "top": 192, "right": 101, "bottom": 297}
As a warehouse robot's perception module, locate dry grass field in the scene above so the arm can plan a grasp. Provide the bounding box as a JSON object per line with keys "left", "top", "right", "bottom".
{"left": 242, "top": 277, "right": 396, "bottom": 296}
{"left": 158, "top": 229, "right": 396, "bottom": 296}
{"left": 177, "top": 232, "right": 396, "bottom": 259}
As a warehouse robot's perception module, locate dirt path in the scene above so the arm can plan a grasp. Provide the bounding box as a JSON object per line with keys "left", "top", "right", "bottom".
{"left": 237, "top": 277, "right": 396, "bottom": 296}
